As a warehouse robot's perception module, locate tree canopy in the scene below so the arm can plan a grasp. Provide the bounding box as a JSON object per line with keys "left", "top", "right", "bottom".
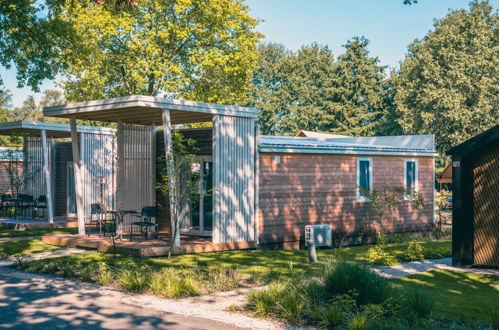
{"left": 393, "top": 0, "right": 498, "bottom": 154}
{"left": 1, "top": 0, "right": 262, "bottom": 105}
{"left": 249, "top": 39, "right": 386, "bottom": 136}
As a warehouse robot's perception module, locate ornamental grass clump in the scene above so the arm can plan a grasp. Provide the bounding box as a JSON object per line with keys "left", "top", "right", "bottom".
{"left": 246, "top": 283, "right": 286, "bottom": 317}
{"left": 322, "top": 261, "right": 393, "bottom": 305}
{"left": 117, "top": 266, "right": 150, "bottom": 293}
{"left": 207, "top": 267, "right": 240, "bottom": 292}
{"left": 149, "top": 269, "right": 200, "bottom": 298}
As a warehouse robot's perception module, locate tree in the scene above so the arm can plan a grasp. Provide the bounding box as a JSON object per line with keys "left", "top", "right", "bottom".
{"left": 394, "top": 1, "right": 498, "bottom": 155}
{"left": 157, "top": 131, "right": 199, "bottom": 257}
{"left": 9, "top": 90, "right": 66, "bottom": 122}
{"left": 330, "top": 37, "right": 387, "bottom": 136}
{"left": 249, "top": 40, "right": 387, "bottom": 136}
{"left": 0, "top": 81, "right": 11, "bottom": 122}
{"left": 56, "top": 0, "right": 261, "bottom": 104}
{"left": 248, "top": 43, "right": 289, "bottom": 135}
{"left": 0, "top": 0, "right": 71, "bottom": 91}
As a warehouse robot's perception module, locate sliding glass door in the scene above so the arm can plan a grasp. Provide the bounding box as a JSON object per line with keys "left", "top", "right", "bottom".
{"left": 185, "top": 157, "right": 212, "bottom": 235}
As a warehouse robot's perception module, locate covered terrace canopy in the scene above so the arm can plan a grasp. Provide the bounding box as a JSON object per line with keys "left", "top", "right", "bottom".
{"left": 43, "top": 96, "right": 259, "bottom": 246}
{"left": 43, "top": 95, "right": 257, "bottom": 125}
{"left": 0, "top": 120, "right": 115, "bottom": 223}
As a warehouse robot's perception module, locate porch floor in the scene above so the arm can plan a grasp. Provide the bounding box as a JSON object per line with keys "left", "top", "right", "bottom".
{"left": 42, "top": 233, "right": 257, "bottom": 257}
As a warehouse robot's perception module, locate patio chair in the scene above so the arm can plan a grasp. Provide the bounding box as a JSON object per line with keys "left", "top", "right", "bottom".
{"left": 1, "top": 194, "right": 13, "bottom": 217}
{"left": 18, "top": 194, "right": 35, "bottom": 219}
{"left": 130, "top": 206, "right": 157, "bottom": 241}
{"left": 34, "top": 195, "right": 48, "bottom": 219}
{"left": 86, "top": 203, "right": 113, "bottom": 237}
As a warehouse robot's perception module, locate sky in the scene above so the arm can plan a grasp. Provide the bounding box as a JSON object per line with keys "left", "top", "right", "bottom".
{"left": 1, "top": 0, "right": 497, "bottom": 108}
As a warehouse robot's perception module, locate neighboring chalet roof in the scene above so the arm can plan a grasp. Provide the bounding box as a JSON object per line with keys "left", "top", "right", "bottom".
{"left": 259, "top": 135, "right": 437, "bottom": 156}
{"left": 296, "top": 130, "right": 351, "bottom": 139}
{"left": 447, "top": 124, "right": 499, "bottom": 157}
{"left": 43, "top": 95, "right": 258, "bottom": 125}
{"left": 0, "top": 147, "right": 23, "bottom": 161}
{"left": 437, "top": 163, "right": 452, "bottom": 184}
{"left": 0, "top": 120, "right": 115, "bottom": 138}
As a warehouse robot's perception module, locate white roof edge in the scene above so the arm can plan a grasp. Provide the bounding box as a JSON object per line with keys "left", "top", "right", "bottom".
{"left": 43, "top": 95, "right": 258, "bottom": 118}
{"left": 0, "top": 120, "right": 115, "bottom": 135}
{"left": 261, "top": 134, "right": 436, "bottom": 152}
{"left": 258, "top": 146, "right": 437, "bottom": 157}
{"left": 297, "top": 130, "right": 352, "bottom": 138}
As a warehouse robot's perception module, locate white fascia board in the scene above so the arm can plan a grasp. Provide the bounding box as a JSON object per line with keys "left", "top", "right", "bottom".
{"left": 43, "top": 95, "right": 258, "bottom": 119}
{"left": 0, "top": 120, "right": 115, "bottom": 136}
{"left": 258, "top": 146, "right": 437, "bottom": 157}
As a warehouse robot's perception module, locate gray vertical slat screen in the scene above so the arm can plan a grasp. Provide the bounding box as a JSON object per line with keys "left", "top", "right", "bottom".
{"left": 23, "top": 137, "right": 47, "bottom": 199}
{"left": 80, "top": 133, "right": 116, "bottom": 221}
{"left": 212, "top": 115, "right": 256, "bottom": 243}
{"left": 116, "top": 124, "right": 155, "bottom": 229}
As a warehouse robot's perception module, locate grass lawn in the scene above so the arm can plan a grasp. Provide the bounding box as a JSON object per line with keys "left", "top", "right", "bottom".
{"left": 392, "top": 270, "right": 499, "bottom": 322}
{"left": 0, "top": 239, "right": 65, "bottom": 257}
{"left": 0, "top": 228, "right": 77, "bottom": 238}
{"left": 18, "top": 239, "right": 451, "bottom": 281}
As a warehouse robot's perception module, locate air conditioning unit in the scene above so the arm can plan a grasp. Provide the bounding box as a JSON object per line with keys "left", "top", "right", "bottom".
{"left": 305, "top": 224, "right": 332, "bottom": 247}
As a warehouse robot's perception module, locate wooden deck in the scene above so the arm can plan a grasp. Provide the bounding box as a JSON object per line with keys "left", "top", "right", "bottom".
{"left": 42, "top": 233, "right": 257, "bottom": 257}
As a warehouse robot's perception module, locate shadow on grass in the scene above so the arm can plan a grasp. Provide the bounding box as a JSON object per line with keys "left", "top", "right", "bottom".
{"left": 0, "top": 239, "right": 63, "bottom": 257}
{"left": 391, "top": 269, "right": 499, "bottom": 322}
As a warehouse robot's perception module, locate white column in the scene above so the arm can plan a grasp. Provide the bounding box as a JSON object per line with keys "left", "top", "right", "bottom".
{"left": 116, "top": 120, "right": 124, "bottom": 209}
{"left": 162, "top": 109, "right": 179, "bottom": 247}
{"left": 150, "top": 123, "right": 157, "bottom": 206}
{"left": 40, "top": 130, "right": 54, "bottom": 223}
{"left": 70, "top": 117, "right": 85, "bottom": 235}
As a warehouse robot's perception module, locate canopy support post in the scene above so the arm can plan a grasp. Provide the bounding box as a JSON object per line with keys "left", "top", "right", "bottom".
{"left": 70, "top": 117, "right": 85, "bottom": 235}
{"left": 40, "top": 129, "right": 54, "bottom": 223}
{"left": 162, "top": 109, "right": 179, "bottom": 247}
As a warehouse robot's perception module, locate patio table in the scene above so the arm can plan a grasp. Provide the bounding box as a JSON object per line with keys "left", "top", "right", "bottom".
{"left": 108, "top": 209, "right": 138, "bottom": 240}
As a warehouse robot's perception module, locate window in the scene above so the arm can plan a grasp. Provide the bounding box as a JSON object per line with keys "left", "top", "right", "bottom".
{"left": 404, "top": 159, "right": 418, "bottom": 197}
{"left": 357, "top": 157, "right": 373, "bottom": 202}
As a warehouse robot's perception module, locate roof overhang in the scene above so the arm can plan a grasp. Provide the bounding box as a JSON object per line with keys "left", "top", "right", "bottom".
{"left": 43, "top": 95, "right": 258, "bottom": 125}
{"left": 259, "top": 136, "right": 438, "bottom": 157}
{"left": 447, "top": 124, "right": 499, "bottom": 157}
{"left": 0, "top": 121, "right": 115, "bottom": 138}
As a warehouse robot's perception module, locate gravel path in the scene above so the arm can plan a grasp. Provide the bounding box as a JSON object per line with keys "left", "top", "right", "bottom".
{"left": 374, "top": 257, "right": 499, "bottom": 278}
{"left": 0, "top": 248, "right": 89, "bottom": 267}
{"left": 0, "top": 267, "right": 283, "bottom": 329}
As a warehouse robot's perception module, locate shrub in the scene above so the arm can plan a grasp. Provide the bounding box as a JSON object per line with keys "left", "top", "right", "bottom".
{"left": 424, "top": 246, "right": 451, "bottom": 260}
{"left": 117, "top": 267, "right": 150, "bottom": 292}
{"left": 366, "top": 245, "right": 398, "bottom": 266}
{"left": 399, "top": 242, "right": 425, "bottom": 262}
{"left": 400, "top": 289, "right": 434, "bottom": 318}
{"left": 322, "top": 261, "right": 394, "bottom": 305}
